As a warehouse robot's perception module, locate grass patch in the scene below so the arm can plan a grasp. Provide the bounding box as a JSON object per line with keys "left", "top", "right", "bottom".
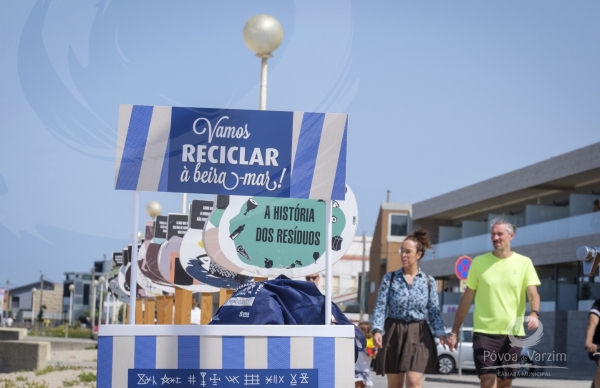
{"left": 35, "top": 325, "right": 92, "bottom": 339}
{"left": 24, "top": 383, "right": 48, "bottom": 388}
{"left": 0, "top": 379, "right": 17, "bottom": 388}
{"left": 0, "top": 380, "right": 49, "bottom": 388}
{"left": 61, "top": 378, "right": 77, "bottom": 387}
{"left": 78, "top": 372, "right": 96, "bottom": 383}
{"left": 34, "top": 364, "right": 78, "bottom": 376}
{"left": 84, "top": 345, "right": 97, "bottom": 350}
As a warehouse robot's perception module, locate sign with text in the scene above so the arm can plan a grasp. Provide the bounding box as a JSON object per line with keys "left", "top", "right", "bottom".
{"left": 180, "top": 199, "right": 252, "bottom": 290}
{"left": 128, "top": 369, "right": 318, "bottom": 388}
{"left": 210, "top": 186, "right": 358, "bottom": 278}
{"left": 167, "top": 214, "right": 189, "bottom": 239}
{"left": 115, "top": 105, "right": 347, "bottom": 200}
{"left": 154, "top": 215, "right": 168, "bottom": 239}
{"left": 189, "top": 200, "right": 213, "bottom": 230}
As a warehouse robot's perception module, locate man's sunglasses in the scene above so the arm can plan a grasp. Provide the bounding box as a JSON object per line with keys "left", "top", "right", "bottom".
{"left": 305, "top": 276, "right": 319, "bottom": 281}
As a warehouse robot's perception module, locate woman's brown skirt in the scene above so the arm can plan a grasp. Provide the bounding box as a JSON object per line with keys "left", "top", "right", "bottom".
{"left": 375, "top": 318, "right": 438, "bottom": 375}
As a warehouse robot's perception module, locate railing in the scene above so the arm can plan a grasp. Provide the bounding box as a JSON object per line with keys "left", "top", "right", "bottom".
{"left": 422, "top": 211, "right": 600, "bottom": 261}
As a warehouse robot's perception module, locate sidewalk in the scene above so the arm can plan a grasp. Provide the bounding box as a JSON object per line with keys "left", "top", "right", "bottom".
{"left": 371, "top": 371, "right": 594, "bottom": 388}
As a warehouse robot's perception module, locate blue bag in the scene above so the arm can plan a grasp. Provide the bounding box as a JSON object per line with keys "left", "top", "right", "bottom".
{"left": 210, "top": 275, "right": 366, "bottom": 358}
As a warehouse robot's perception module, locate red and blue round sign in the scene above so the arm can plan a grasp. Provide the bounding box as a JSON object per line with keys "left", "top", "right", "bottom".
{"left": 455, "top": 256, "right": 472, "bottom": 280}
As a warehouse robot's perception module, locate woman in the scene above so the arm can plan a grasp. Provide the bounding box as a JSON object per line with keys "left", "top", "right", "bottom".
{"left": 372, "top": 230, "right": 447, "bottom": 388}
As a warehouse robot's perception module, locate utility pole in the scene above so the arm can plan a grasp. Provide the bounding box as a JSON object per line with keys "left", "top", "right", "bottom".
{"left": 5, "top": 280, "right": 9, "bottom": 315}
{"left": 4, "top": 280, "right": 8, "bottom": 326}
{"left": 360, "top": 232, "right": 367, "bottom": 322}
{"left": 39, "top": 272, "right": 44, "bottom": 319}
{"left": 90, "top": 266, "right": 96, "bottom": 332}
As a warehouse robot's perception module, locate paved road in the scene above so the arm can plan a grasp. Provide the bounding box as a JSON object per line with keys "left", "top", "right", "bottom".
{"left": 370, "top": 372, "right": 594, "bottom": 388}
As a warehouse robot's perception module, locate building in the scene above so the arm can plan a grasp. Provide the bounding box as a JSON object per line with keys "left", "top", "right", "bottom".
{"left": 367, "top": 203, "right": 412, "bottom": 311}
{"left": 368, "top": 142, "right": 600, "bottom": 372}
{"left": 6, "top": 280, "right": 64, "bottom": 323}
{"left": 295, "top": 235, "right": 371, "bottom": 321}
{"left": 414, "top": 142, "right": 600, "bottom": 313}
{"left": 331, "top": 235, "right": 371, "bottom": 319}
{"left": 63, "top": 259, "right": 111, "bottom": 324}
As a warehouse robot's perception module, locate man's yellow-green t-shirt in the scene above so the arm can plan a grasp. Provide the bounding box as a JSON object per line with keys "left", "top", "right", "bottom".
{"left": 466, "top": 251, "right": 540, "bottom": 336}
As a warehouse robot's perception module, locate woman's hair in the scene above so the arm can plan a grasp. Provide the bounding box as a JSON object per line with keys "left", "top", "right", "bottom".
{"left": 358, "top": 322, "right": 372, "bottom": 339}
{"left": 404, "top": 229, "right": 431, "bottom": 260}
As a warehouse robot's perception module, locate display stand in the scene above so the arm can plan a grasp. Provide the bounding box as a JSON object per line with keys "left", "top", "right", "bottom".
{"left": 97, "top": 325, "right": 354, "bottom": 388}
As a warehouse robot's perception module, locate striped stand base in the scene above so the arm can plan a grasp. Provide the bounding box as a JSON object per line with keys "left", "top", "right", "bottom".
{"left": 98, "top": 325, "right": 355, "bottom": 388}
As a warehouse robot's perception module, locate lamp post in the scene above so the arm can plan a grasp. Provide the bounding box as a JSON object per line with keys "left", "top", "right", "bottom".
{"left": 98, "top": 276, "right": 106, "bottom": 325}
{"left": 68, "top": 284, "right": 75, "bottom": 338}
{"left": 243, "top": 14, "right": 284, "bottom": 110}
{"left": 63, "top": 308, "right": 67, "bottom": 338}
{"left": 112, "top": 295, "right": 118, "bottom": 325}
{"left": 31, "top": 288, "right": 37, "bottom": 327}
{"left": 90, "top": 279, "right": 98, "bottom": 333}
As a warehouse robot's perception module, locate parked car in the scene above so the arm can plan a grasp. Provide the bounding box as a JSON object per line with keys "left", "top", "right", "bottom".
{"left": 435, "top": 327, "right": 542, "bottom": 375}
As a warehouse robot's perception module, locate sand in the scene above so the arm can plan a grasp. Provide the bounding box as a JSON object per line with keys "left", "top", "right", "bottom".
{"left": 0, "top": 349, "right": 98, "bottom": 388}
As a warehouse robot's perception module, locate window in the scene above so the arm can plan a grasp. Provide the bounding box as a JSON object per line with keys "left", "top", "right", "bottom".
{"left": 350, "top": 276, "right": 357, "bottom": 291}
{"left": 83, "top": 284, "right": 90, "bottom": 305}
{"left": 462, "top": 330, "right": 473, "bottom": 343}
{"left": 11, "top": 296, "right": 19, "bottom": 308}
{"left": 332, "top": 276, "right": 340, "bottom": 295}
{"left": 63, "top": 284, "right": 72, "bottom": 297}
{"left": 390, "top": 214, "right": 409, "bottom": 236}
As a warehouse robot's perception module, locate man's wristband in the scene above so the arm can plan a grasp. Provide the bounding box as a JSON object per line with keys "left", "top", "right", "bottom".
{"left": 372, "top": 329, "right": 382, "bottom": 335}
{"left": 530, "top": 310, "right": 540, "bottom": 317}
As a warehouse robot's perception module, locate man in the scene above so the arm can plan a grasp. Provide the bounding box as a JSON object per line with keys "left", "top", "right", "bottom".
{"left": 305, "top": 273, "right": 320, "bottom": 287}
{"left": 585, "top": 298, "right": 600, "bottom": 387}
{"left": 447, "top": 217, "right": 541, "bottom": 388}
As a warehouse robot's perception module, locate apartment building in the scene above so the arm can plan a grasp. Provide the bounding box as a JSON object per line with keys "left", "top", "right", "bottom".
{"left": 368, "top": 142, "right": 600, "bottom": 372}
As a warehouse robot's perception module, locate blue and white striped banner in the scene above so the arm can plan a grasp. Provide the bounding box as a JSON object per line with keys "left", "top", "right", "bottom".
{"left": 98, "top": 325, "right": 354, "bottom": 388}
{"left": 115, "top": 106, "right": 347, "bottom": 200}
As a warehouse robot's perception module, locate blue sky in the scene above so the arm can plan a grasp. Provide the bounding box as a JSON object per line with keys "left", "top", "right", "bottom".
{"left": 1, "top": 0, "right": 599, "bottom": 288}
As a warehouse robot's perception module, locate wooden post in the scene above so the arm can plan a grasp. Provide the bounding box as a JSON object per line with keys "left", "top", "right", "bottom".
{"left": 144, "top": 299, "right": 155, "bottom": 325}
{"left": 200, "top": 293, "right": 213, "bottom": 325}
{"left": 156, "top": 296, "right": 174, "bottom": 325}
{"left": 124, "top": 304, "right": 129, "bottom": 324}
{"left": 135, "top": 298, "right": 143, "bottom": 324}
{"left": 174, "top": 288, "right": 192, "bottom": 325}
{"left": 254, "top": 277, "right": 268, "bottom": 282}
{"left": 219, "top": 289, "right": 233, "bottom": 306}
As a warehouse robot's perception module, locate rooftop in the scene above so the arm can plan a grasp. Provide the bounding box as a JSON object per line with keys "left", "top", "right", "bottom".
{"left": 413, "top": 142, "right": 600, "bottom": 221}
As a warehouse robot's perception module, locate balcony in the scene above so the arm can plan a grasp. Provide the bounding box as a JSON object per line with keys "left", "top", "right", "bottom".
{"left": 423, "top": 211, "right": 600, "bottom": 261}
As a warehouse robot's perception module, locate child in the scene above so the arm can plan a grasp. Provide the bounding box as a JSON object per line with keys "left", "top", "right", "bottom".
{"left": 355, "top": 322, "right": 376, "bottom": 388}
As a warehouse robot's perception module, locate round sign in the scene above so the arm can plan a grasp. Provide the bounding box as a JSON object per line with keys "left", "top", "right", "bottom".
{"left": 210, "top": 185, "right": 358, "bottom": 278}
{"left": 455, "top": 256, "right": 472, "bottom": 280}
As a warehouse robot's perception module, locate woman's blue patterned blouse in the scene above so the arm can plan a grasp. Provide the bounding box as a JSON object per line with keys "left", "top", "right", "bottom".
{"left": 372, "top": 268, "right": 446, "bottom": 337}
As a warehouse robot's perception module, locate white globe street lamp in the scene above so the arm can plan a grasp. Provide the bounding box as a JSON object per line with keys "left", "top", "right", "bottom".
{"left": 31, "top": 288, "right": 37, "bottom": 325}
{"left": 146, "top": 201, "right": 162, "bottom": 219}
{"left": 243, "top": 14, "right": 284, "bottom": 110}
{"left": 68, "top": 284, "right": 75, "bottom": 328}
{"left": 91, "top": 279, "right": 98, "bottom": 333}
{"left": 98, "top": 276, "right": 106, "bottom": 325}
